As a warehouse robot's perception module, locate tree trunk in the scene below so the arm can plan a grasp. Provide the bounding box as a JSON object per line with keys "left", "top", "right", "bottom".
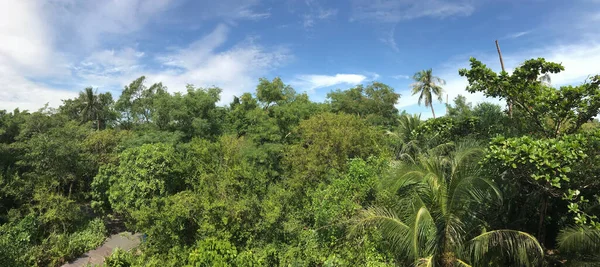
{"left": 495, "top": 40, "right": 512, "bottom": 117}
{"left": 430, "top": 104, "right": 436, "bottom": 119}
{"left": 537, "top": 195, "right": 548, "bottom": 245}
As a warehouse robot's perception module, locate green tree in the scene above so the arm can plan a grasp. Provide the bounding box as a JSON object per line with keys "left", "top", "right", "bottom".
{"left": 81, "top": 87, "right": 101, "bottom": 130}
{"left": 411, "top": 69, "right": 445, "bottom": 119}
{"left": 459, "top": 57, "right": 600, "bottom": 137}
{"left": 169, "top": 85, "right": 223, "bottom": 139}
{"left": 256, "top": 77, "right": 295, "bottom": 109}
{"left": 445, "top": 95, "right": 472, "bottom": 120}
{"left": 98, "top": 143, "right": 185, "bottom": 217}
{"left": 387, "top": 113, "right": 423, "bottom": 160}
{"left": 483, "top": 133, "right": 600, "bottom": 245}
{"left": 285, "top": 112, "right": 385, "bottom": 184}
{"left": 328, "top": 82, "right": 400, "bottom": 128}
{"left": 115, "top": 76, "right": 168, "bottom": 128}
{"left": 60, "top": 88, "right": 116, "bottom": 130}
{"left": 354, "top": 143, "right": 543, "bottom": 266}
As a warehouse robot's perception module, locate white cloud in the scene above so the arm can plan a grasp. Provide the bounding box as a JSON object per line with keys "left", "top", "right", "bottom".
{"left": 0, "top": 0, "right": 284, "bottom": 111}
{"left": 392, "top": 74, "right": 410, "bottom": 79}
{"left": 0, "top": 64, "right": 77, "bottom": 112}
{"left": 45, "top": 0, "right": 177, "bottom": 49}
{"left": 0, "top": 0, "right": 74, "bottom": 111}
{"left": 351, "top": 0, "right": 475, "bottom": 23}
{"left": 149, "top": 26, "right": 290, "bottom": 102}
{"left": 0, "top": 0, "right": 61, "bottom": 75}
{"left": 70, "top": 47, "right": 146, "bottom": 89}
{"left": 67, "top": 24, "right": 290, "bottom": 105}
{"left": 302, "top": 0, "right": 338, "bottom": 29}
{"left": 380, "top": 26, "right": 399, "bottom": 52}
{"left": 398, "top": 40, "right": 600, "bottom": 117}
{"left": 236, "top": 8, "right": 271, "bottom": 20}
{"left": 293, "top": 74, "right": 368, "bottom": 91}
{"left": 505, "top": 30, "right": 531, "bottom": 39}
{"left": 540, "top": 42, "right": 600, "bottom": 86}
{"left": 196, "top": 0, "right": 270, "bottom": 21}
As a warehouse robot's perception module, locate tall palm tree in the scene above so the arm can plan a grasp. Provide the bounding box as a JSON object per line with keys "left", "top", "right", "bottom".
{"left": 353, "top": 142, "right": 543, "bottom": 266}
{"left": 411, "top": 69, "right": 445, "bottom": 119}
{"left": 81, "top": 87, "right": 101, "bottom": 130}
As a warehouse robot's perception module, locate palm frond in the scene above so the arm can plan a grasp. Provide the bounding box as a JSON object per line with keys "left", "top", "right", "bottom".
{"left": 455, "top": 258, "right": 473, "bottom": 267}
{"left": 557, "top": 226, "right": 600, "bottom": 258}
{"left": 351, "top": 206, "right": 413, "bottom": 259}
{"left": 413, "top": 206, "right": 437, "bottom": 259}
{"left": 464, "top": 229, "right": 543, "bottom": 267}
{"left": 411, "top": 69, "right": 445, "bottom": 109}
{"left": 414, "top": 256, "right": 434, "bottom": 267}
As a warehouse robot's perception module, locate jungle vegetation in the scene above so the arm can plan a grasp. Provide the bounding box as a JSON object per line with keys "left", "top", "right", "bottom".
{"left": 1, "top": 58, "right": 600, "bottom": 266}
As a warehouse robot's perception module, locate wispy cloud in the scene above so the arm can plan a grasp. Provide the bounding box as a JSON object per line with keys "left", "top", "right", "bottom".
{"left": 379, "top": 26, "right": 399, "bottom": 52}
{"left": 398, "top": 40, "right": 600, "bottom": 117}
{"left": 302, "top": 0, "right": 338, "bottom": 29}
{"left": 351, "top": 0, "right": 475, "bottom": 23}
{"left": 0, "top": 1, "right": 286, "bottom": 111}
{"left": 392, "top": 74, "right": 410, "bottom": 79}
{"left": 71, "top": 24, "right": 291, "bottom": 105}
{"left": 0, "top": 0, "right": 74, "bottom": 111}
{"left": 237, "top": 8, "right": 271, "bottom": 20}
{"left": 505, "top": 30, "right": 531, "bottom": 39}
{"left": 150, "top": 25, "right": 290, "bottom": 103}
{"left": 45, "top": 0, "right": 177, "bottom": 49}
{"left": 293, "top": 74, "right": 368, "bottom": 91}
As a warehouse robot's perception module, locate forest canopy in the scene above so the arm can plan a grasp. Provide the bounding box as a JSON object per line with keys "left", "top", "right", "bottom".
{"left": 1, "top": 58, "right": 600, "bottom": 266}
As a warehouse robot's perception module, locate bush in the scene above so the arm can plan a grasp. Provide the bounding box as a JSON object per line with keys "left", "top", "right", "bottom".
{"left": 105, "top": 247, "right": 134, "bottom": 267}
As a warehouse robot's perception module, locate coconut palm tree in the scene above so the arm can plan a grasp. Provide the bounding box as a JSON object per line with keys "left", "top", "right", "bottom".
{"left": 387, "top": 113, "right": 423, "bottom": 161}
{"left": 556, "top": 226, "right": 600, "bottom": 265}
{"left": 353, "top": 142, "right": 543, "bottom": 266}
{"left": 411, "top": 69, "right": 445, "bottom": 119}
{"left": 81, "top": 87, "right": 101, "bottom": 130}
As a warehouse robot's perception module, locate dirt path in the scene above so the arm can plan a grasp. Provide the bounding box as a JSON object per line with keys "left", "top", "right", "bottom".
{"left": 61, "top": 232, "right": 142, "bottom": 267}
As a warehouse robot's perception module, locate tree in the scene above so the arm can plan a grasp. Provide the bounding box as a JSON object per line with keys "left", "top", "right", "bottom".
{"left": 354, "top": 143, "right": 543, "bottom": 266}
{"left": 411, "top": 69, "right": 445, "bottom": 119}
{"left": 115, "top": 76, "right": 168, "bottom": 128}
{"left": 328, "top": 82, "right": 400, "bottom": 128}
{"left": 387, "top": 113, "right": 423, "bottom": 160}
{"left": 459, "top": 57, "right": 600, "bottom": 137}
{"left": 168, "top": 85, "right": 223, "bottom": 139}
{"left": 285, "top": 112, "right": 385, "bottom": 184}
{"left": 81, "top": 87, "right": 101, "bottom": 130}
{"left": 96, "top": 143, "right": 185, "bottom": 217}
{"left": 445, "top": 95, "right": 472, "bottom": 120}
{"left": 60, "top": 88, "right": 116, "bottom": 130}
{"left": 256, "top": 77, "right": 295, "bottom": 109}
{"left": 483, "top": 132, "right": 600, "bottom": 245}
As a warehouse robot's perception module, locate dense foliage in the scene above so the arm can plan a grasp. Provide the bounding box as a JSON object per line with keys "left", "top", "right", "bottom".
{"left": 1, "top": 59, "right": 600, "bottom": 266}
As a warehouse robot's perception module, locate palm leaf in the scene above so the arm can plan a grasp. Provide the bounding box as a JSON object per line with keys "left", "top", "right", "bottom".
{"left": 415, "top": 256, "right": 434, "bottom": 267}
{"left": 351, "top": 206, "right": 413, "bottom": 259}
{"left": 557, "top": 226, "right": 600, "bottom": 264}
{"left": 464, "top": 229, "right": 543, "bottom": 267}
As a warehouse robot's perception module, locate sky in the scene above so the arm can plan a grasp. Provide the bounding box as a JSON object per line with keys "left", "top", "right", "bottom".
{"left": 1, "top": 0, "right": 600, "bottom": 118}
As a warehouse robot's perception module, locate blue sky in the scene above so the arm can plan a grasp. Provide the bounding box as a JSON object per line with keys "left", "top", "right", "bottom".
{"left": 1, "top": 0, "right": 600, "bottom": 118}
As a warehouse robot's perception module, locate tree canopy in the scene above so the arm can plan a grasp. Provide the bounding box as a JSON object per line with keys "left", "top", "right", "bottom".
{"left": 2, "top": 56, "right": 600, "bottom": 266}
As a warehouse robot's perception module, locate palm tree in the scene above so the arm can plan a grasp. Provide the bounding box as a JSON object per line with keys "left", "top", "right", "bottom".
{"left": 387, "top": 113, "right": 423, "bottom": 161}
{"left": 411, "top": 69, "right": 445, "bottom": 119}
{"left": 353, "top": 142, "right": 543, "bottom": 266}
{"left": 556, "top": 226, "right": 600, "bottom": 265}
{"left": 81, "top": 87, "right": 101, "bottom": 130}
